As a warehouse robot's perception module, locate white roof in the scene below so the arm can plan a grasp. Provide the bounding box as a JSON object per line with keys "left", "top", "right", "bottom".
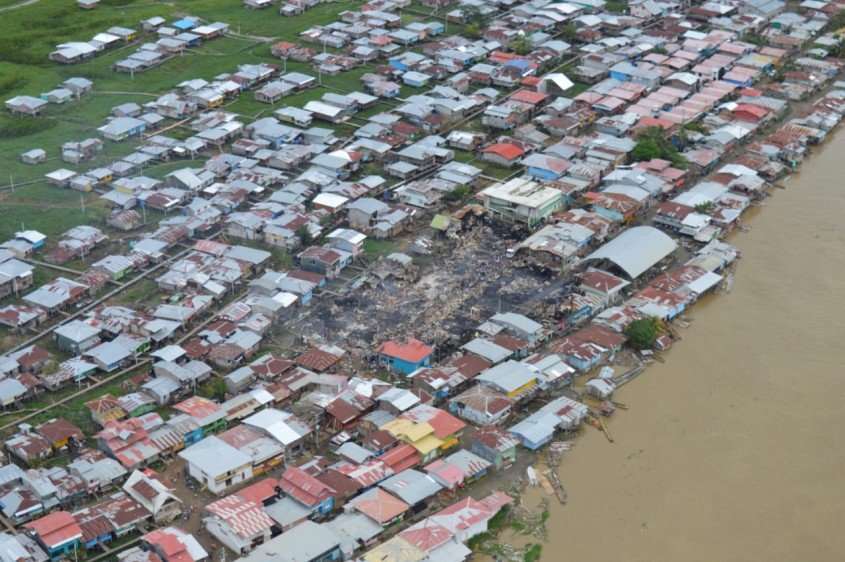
{"left": 477, "top": 360, "right": 537, "bottom": 394}
{"left": 178, "top": 436, "right": 251, "bottom": 475}
{"left": 585, "top": 226, "right": 676, "bottom": 279}
{"left": 686, "top": 270, "right": 722, "bottom": 294}
{"left": 480, "top": 178, "right": 562, "bottom": 209}
{"left": 541, "top": 72, "right": 574, "bottom": 91}
{"left": 313, "top": 192, "right": 349, "bottom": 208}
{"left": 244, "top": 409, "right": 310, "bottom": 446}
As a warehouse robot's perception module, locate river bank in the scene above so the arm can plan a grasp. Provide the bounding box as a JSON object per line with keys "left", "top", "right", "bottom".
{"left": 501, "top": 115, "right": 845, "bottom": 561}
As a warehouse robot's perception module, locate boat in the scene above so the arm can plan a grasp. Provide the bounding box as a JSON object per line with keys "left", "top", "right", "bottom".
{"left": 526, "top": 466, "right": 538, "bottom": 487}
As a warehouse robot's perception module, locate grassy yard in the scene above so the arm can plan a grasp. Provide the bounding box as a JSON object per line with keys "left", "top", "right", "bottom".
{"left": 108, "top": 278, "right": 159, "bottom": 306}
{"left": 0, "top": 192, "right": 109, "bottom": 241}
{"left": 364, "top": 238, "right": 399, "bottom": 258}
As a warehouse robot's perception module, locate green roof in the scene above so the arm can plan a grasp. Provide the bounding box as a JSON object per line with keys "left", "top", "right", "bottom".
{"left": 430, "top": 214, "right": 450, "bottom": 231}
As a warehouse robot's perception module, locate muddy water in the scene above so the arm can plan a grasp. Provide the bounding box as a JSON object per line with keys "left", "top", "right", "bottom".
{"left": 514, "top": 132, "right": 845, "bottom": 561}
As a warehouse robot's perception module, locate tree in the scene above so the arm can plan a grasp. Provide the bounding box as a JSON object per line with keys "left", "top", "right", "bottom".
{"left": 631, "top": 139, "right": 661, "bottom": 162}
{"left": 443, "top": 184, "right": 470, "bottom": 201}
{"left": 199, "top": 377, "right": 228, "bottom": 401}
{"left": 465, "top": 23, "right": 481, "bottom": 39}
{"left": 296, "top": 223, "right": 313, "bottom": 247}
{"left": 830, "top": 36, "right": 845, "bottom": 59}
{"left": 626, "top": 317, "right": 662, "bottom": 350}
{"left": 694, "top": 201, "right": 716, "bottom": 214}
{"left": 632, "top": 126, "right": 687, "bottom": 168}
{"left": 512, "top": 35, "right": 533, "bottom": 56}
{"left": 561, "top": 23, "right": 578, "bottom": 43}
{"left": 461, "top": 4, "right": 484, "bottom": 25}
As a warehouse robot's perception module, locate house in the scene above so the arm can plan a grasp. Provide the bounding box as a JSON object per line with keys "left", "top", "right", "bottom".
{"left": 85, "top": 341, "right": 132, "bottom": 372}
{"left": 347, "top": 198, "right": 389, "bottom": 230}
{"left": 351, "top": 487, "right": 410, "bottom": 527}
{"left": 297, "top": 246, "right": 345, "bottom": 279}
{"left": 178, "top": 436, "right": 253, "bottom": 495}
{"left": 5, "top": 96, "right": 47, "bottom": 116}
{"left": 449, "top": 385, "right": 514, "bottom": 426}
{"left": 36, "top": 418, "right": 84, "bottom": 452}
{"left": 535, "top": 396, "right": 589, "bottom": 440}
{"left": 234, "top": 520, "right": 341, "bottom": 562}
{"left": 107, "top": 210, "right": 142, "bottom": 231}
{"left": 85, "top": 395, "right": 128, "bottom": 428}
{"left": 475, "top": 361, "right": 535, "bottom": 403}
{"left": 377, "top": 339, "right": 433, "bottom": 375}
{"left": 478, "top": 178, "right": 564, "bottom": 228}
{"left": 0, "top": 532, "right": 48, "bottom": 562}
{"left": 142, "top": 527, "right": 208, "bottom": 562}
{"left": 523, "top": 153, "right": 571, "bottom": 181}
{"left": 243, "top": 408, "right": 312, "bottom": 458}
{"left": 53, "top": 320, "right": 100, "bottom": 354}
{"left": 204, "top": 494, "right": 275, "bottom": 555}
{"left": 24, "top": 512, "right": 83, "bottom": 560}
{"left": 481, "top": 143, "right": 524, "bottom": 167}
{"left": 471, "top": 425, "right": 519, "bottom": 470}
{"left": 326, "top": 228, "right": 366, "bottom": 259}
{"left": 123, "top": 469, "right": 182, "bottom": 524}
{"left": 5, "top": 430, "right": 53, "bottom": 465}
{"left": 0, "top": 304, "right": 45, "bottom": 333}
{"left": 427, "top": 492, "right": 512, "bottom": 543}
{"left": 0, "top": 259, "right": 35, "bottom": 299}
{"left": 20, "top": 149, "right": 46, "bottom": 164}
{"left": 490, "top": 313, "right": 544, "bottom": 346}
{"left": 97, "top": 118, "right": 146, "bottom": 142}
{"left": 279, "top": 466, "right": 335, "bottom": 516}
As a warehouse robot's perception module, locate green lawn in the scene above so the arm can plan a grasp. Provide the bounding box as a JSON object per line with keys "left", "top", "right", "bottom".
{"left": 108, "top": 278, "right": 159, "bottom": 306}
{"left": 0, "top": 193, "right": 109, "bottom": 242}
{"left": 364, "top": 238, "right": 398, "bottom": 258}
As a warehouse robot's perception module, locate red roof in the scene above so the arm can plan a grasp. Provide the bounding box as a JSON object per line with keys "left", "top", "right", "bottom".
{"left": 511, "top": 89, "right": 548, "bottom": 105}
{"left": 294, "top": 347, "right": 343, "bottom": 372}
{"left": 448, "top": 354, "right": 492, "bottom": 379}
{"left": 471, "top": 425, "right": 520, "bottom": 451}
{"left": 378, "top": 442, "right": 421, "bottom": 473}
{"left": 279, "top": 467, "right": 335, "bottom": 507}
{"left": 481, "top": 142, "right": 524, "bottom": 161}
{"left": 206, "top": 495, "right": 274, "bottom": 539}
{"left": 733, "top": 103, "right": 770, "bottom": 121}
{"left": 352, "top": 488, "right": 409, "bottom": 524}
{"left": 400, "top": 405, "right": 466, "bottom": 439}
{"left": 25, "top": 511, "right": 83, "bottom": 548}
{"left": 376, "top": 339, "right": 432, "bottom": 364}
{"left": 36, "top": 418, "right": 84, "bottom": 445}
{"left": 400, "top": 519, "right": 453, "bottom": 551}
{"left": 172, "top": 396, "right": 221, "bottom": 419}
{"left": 237, "top": 478, "right": 279, "bottom": 504}
{"left": 288, "top": 269, "right": 325, "bottom": 285}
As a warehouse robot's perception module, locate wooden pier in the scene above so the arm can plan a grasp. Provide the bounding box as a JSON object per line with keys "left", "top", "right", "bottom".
{"left": 613, "top": 365, "right": 645, "bottom": 388}
{"left": 542, "top": 469, "right": 568, "bottom": 504}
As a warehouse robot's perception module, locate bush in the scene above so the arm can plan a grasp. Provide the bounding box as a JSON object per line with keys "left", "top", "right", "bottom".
{"left": 0, "top": 117, "right": 56, "bottom": 140}
{"left": 626, "top": 317, "right": 662, "bottom": 350}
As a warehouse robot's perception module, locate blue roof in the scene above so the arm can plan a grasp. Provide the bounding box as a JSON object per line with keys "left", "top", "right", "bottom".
{"left": 173, "top": 19, "right": 196, "bottom": 30}
{"left": 504, "top": 59, "right": 531, "bottom": 70}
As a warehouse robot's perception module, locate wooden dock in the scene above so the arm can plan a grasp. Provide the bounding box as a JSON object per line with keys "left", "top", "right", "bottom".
{"left": 537, "top": 470, "right": 555, "bottom": 496}
{"left": 543, "top": 469, "right": 568, "bottom": 504}
{"left": 598, "top": 417, "right": 614, "bottom": 443}
{"left": 613, "top": 365, "right": 644, "bottom": 388}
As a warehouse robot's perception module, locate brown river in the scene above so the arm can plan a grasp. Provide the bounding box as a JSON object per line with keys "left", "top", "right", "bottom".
{"left": 510, "top": 129, "right": 845, "bottom": 561}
